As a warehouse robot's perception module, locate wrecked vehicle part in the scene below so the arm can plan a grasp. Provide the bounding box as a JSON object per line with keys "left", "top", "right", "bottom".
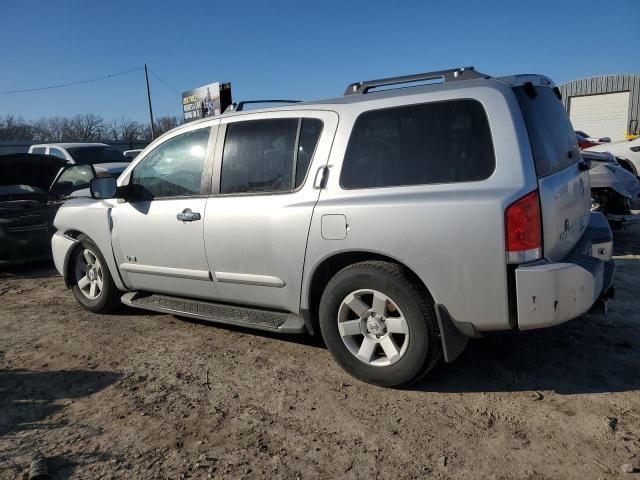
{"left": 589, "top": 164, "right": 640, "bottom": 200}
{"left": 585, "top": 151, "right": 640, "bottom": 225}
{"left": 0, "top": 154, "right": 68, "bottom": 266}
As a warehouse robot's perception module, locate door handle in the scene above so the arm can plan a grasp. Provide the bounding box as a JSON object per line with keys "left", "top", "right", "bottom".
{"left": 313, "top": 166, "right": 329, "bottom": 189}
{"left": 177, "top": 208, "right": 201, "bottom": 222}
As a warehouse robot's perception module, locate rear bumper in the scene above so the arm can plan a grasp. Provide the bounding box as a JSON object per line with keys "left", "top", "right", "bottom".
{"left": 515, "top": 212, "right": 615, "bottom": 330}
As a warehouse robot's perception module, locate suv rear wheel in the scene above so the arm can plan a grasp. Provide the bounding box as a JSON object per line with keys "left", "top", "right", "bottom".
{"left": 70, "top": 235, "right": 121, "bottom": 313}
{"left": 319, "top": 261, "right": 441, "bottom": 386}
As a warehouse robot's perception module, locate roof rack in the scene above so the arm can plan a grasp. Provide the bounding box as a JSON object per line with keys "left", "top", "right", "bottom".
{"left": 225, "top": 99, "right": 302, "bottom": 113}
{"left": 343, "top": 67, "right": 489, "bottom": 96}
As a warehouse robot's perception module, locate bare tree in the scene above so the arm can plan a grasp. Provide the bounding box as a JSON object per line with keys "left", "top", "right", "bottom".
{"left": 67, "top": 114, "right": 105, "bottom": 141}
{"left": 0, "top": 113, "right": 180, "bottom": 143}
{"left": 149, "top": 116, "right": 181, "bottom": 139}
{"left": 31, "top": 118, "right": 51, "bottom": 142}
{"left": 0, "top": 115, "right": 33, "bottom": 141}
{"left": 120, "top": 118, "right": 143, "bottom": 141}
{"left": 44, "top": 117, "right": 72, "bottom": 142}
{"left": 105, "top": 119, "right": 121, "bottom": 141}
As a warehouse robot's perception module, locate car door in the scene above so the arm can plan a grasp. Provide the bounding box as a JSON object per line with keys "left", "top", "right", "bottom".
{"left": 111, "top": 123, "right": 218, "bottom": 300}
{"left": 203, "top": 111, "right": 338, "bottom": 313}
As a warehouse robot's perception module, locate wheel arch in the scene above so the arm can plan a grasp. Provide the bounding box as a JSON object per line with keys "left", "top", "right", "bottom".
{"left": 60, "top": 228, "right": 126, "bottom": 291}
{"left": 303, "top": 250, "right": 434, "bottom": 335}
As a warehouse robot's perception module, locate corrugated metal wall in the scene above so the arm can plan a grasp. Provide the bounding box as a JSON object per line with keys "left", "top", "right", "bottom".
{"left": 558, "top": 75, "right": 640, "bottom": 135}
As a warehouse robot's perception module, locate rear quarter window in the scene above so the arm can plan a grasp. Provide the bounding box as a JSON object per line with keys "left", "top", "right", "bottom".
{"left": 513, "top": 84, "right": 580, "bottom": 177}
{"left": 340, "top": 99, "right": 495, "bottom": 189}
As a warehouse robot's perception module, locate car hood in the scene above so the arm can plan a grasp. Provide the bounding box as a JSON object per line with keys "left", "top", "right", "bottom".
{"left": 0, "top": 153, "right": 68, "bottom": 190}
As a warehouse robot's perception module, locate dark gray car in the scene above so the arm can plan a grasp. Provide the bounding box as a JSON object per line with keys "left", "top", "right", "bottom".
{"left": 0, "top": 153, "right": 97, "bottom": 266}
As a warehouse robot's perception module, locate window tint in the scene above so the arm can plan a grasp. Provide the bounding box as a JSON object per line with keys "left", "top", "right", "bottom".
{"left": 131, "top": 128, "right": 210, "bottom": 198}
{"left": 514, "top": 85, "right": 579, "bottom": 177}
{"left": 48, "top": 148, "right": 67, "bottom": 159}
{"left": 66, "top": 146, "right": 126, "bottom": 165}
{"left": 295, "top": 119, "right": 323, "bottom": 188}
{"left": 341, "top": 100, "right": 495, "bottom": 189}
{"left": 31, "top": 147, "right": 46, "bottom": 154}
{"left": 221, "top": 119, "right": 298, "bottom": 194}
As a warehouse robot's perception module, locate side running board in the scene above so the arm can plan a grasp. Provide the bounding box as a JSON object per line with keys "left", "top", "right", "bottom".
{"left": 121, "top": 292, "right": 306, "bottom": 334}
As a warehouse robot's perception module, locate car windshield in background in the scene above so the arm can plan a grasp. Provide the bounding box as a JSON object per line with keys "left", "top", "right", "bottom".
{"left": 66, "top": 146, "right": 127, "bottom": 165}
{"left": 514, "top": 84, "right": 579, "bottom": 177}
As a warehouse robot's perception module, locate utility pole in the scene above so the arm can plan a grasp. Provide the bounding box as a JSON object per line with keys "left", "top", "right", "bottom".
{"left": 144, "top": 63, "right": 155, "bottom": 139}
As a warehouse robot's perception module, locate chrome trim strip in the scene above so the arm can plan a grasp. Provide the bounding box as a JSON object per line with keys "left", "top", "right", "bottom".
{"left": 215, "top": 271, "right": 286, "bottom": 288}
{"left": 119, "top": 263, "right": 211, "bottom": 281}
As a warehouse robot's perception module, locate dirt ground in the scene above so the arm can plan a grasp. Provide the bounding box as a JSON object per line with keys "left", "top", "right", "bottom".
{"left": 1, "top": 229, "right": 640, "bottom": 480}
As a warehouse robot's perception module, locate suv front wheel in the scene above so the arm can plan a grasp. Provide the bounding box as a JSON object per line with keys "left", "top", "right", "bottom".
{"left": 70, "top": 235, "right": 121, "bottom": 313}
{"left": 319, "top": 261, "right": 442, "bottom": 387}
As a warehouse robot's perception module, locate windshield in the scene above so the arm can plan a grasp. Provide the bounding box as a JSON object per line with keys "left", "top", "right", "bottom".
{"left": 514, "top": 84, "right": 580, "bottom": 177}
{"left": 66, "top": 146, "right": 127, "bottom": 165}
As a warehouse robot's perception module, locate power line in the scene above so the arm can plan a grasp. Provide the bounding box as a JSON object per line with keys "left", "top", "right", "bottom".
{"left": 148, "top": 68, "right": 182, "bottom": 96}
{"left": 0, "top": 66, "right": 144, "bottom": 95}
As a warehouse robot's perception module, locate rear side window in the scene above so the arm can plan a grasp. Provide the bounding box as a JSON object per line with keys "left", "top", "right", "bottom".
{"left": 48, "top": 148, "right": 66, "bottom": 159}
{"left": 220, "top": 118, "right": 323, "bottom": 194}
{"left": 31, "top": 147, "right": 46, "bottom": 154}
{"left": 340, "top": 99, "right": 495, "bottom": 189}
{"left": 66, "top": 146, "right": 126, "bottom": 165}
{"left": 514, "top": 84, "right": 579, "bottom": 177}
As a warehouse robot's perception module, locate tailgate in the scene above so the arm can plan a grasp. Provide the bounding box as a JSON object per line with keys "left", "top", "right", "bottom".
{"left": 514, "top": 83, "right": 591, "bottom": 261}
{"left": 538, "top": 166, "right": 591, "bottom": 261}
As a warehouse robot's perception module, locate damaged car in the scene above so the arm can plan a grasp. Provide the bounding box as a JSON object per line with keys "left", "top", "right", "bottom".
{"left": 585, "top": 150, "right": 640, "bottom": 227}
{"left": 0, "top": 153, "right": 98, "bottom": 266}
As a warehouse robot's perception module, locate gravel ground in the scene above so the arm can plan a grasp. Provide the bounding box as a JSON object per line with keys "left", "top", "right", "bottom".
{"left": 1, "top": 227, "right": 639, "bottom": 479}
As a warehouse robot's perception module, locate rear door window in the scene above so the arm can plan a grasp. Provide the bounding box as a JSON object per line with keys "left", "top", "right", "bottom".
{"left": 220, "top": 118, "right": 323, "bottom": 194}
{"left": 340, "top": 99, "right": 495, "bottom": 189}
{"left": 513, "top": 84, "right": 580, "bottom": 177}
{"left": 295, "top": 119, "right": 323, "bottom": 188}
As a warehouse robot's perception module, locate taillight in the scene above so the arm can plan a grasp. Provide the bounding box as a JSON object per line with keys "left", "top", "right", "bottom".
{"left": 505, "top": 190, "right": 542, "bottom": 263}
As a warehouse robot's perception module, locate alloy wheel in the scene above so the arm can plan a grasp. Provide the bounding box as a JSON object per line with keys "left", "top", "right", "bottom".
{"left": 337, "top": 289, "right": 410, "bottom": 367}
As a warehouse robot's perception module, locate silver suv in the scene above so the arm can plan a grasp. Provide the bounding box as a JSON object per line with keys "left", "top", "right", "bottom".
{"left": 51, "top": 67, "right": 615, "bottom": 386}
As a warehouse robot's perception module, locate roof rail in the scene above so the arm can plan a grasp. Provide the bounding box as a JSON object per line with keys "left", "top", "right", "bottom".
{"left": 344, "top": 67, "right": 489, "bottom": 96}
{"left": 225, "top": 99, "right": 302, "bottom": 113}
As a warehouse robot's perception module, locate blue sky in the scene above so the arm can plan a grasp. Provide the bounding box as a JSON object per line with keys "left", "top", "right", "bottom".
{"left": 1, "top": 0, "right": 638, "bottom": 122}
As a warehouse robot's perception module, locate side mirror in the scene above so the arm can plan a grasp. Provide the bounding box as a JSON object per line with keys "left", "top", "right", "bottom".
{"left": 90, "top": 177, "right": 117, "bottom": 199}
{"left": 598, "top": 137, "right": 611, "bottom": 143}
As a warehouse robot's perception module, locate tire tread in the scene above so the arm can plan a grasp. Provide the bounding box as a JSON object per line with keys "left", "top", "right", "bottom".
{"left": 320, "top": 260, "right": 442, "bottom": 386}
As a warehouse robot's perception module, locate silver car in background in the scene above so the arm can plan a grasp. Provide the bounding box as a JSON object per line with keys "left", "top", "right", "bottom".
{"left": 50, "top": 67, "right": 615, "bottom": 386}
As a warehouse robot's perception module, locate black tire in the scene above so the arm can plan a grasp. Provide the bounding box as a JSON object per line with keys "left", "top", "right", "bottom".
{"left": 319, "top": 261, "right": 442, "bottom": 387}
{"left": 70, "top": 234, "right": 121, "bottom": 313}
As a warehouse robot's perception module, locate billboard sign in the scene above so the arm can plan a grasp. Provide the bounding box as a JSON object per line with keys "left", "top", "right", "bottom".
{"left": 182, "top": 82, "right": 232, "bottom": 122}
